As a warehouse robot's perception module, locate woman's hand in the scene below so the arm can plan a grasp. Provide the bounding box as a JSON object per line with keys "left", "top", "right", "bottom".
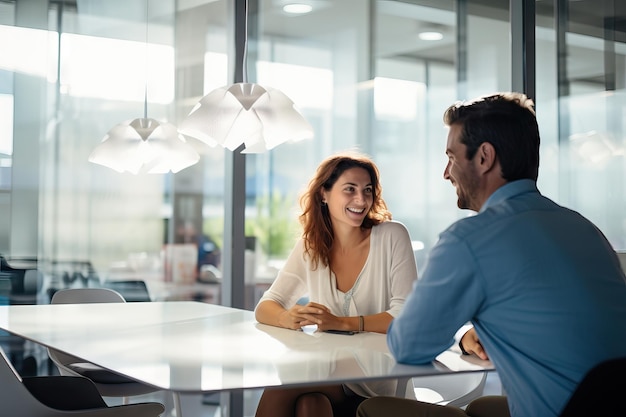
{"left": 278, "top": 302, "right": 334, "bottom": 330}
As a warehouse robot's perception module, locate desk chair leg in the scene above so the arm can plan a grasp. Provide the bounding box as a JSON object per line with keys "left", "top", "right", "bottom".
{"left": 173, "top": 392, "right": 182, "bottom": 417}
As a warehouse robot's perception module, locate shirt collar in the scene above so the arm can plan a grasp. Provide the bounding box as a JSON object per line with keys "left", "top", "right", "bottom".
{"left": 479, "top": 179, "right": 538, "bottom": 213}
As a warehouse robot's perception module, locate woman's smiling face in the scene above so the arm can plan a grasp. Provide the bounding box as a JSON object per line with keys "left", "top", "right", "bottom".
{"left": 322, "top": 167, "right": 373, "bottom": 229}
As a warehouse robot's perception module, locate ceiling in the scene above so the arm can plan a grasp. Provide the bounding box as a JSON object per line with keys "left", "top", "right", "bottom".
{"left": 36, "top": 0, "right": 626, "bottom": 85}
{"left": 255, "top": 0, "right": 626, "bottom": 83}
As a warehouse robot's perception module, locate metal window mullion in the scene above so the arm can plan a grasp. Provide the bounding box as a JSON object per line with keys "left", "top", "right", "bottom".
{"left": 511, "top": 0, "right": 536, "bottom": 100}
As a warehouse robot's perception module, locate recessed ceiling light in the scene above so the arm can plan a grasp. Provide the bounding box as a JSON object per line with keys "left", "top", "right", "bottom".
{"left": 283, "top": 4, "right": 313, "bottom": 15}
{"left": 418, "top": 31, "right": 443, "bottom": 41}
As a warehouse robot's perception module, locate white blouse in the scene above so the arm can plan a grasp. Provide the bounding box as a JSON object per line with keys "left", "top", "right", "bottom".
{"left": 256, "top": 220, "right": 418, "bottom": 398}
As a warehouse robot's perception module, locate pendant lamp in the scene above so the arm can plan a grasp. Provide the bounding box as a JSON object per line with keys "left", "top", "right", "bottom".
{"left": 88, "top": 115, "right": 200, "bottom": 174}
{"left": 178, "top": 0, "right": 314, "bottom": 153}
{"left": 88, "top": 3, "right": 200, "bottom": 174}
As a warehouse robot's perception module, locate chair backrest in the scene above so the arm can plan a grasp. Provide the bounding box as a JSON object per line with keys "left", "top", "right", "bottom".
{"left": 51, "top": 288, "right": 126, "bottom": 304}
{"left": 101, "top": 280, "right": 151, "bottom": 302}
{"left": 0, "top": 345, "right": 49, "bottom": 416}
{"left": 1, "top": 344, "right": 24, "bottom": 382}
{"left": 0, "top": 276, "right": 11, "bottom": 305}
{"left": 559, "top": 357, "right": 626, "bottom": 417}
{"left": 0, "top": 256, "right": 39, "bottom": 304}
{"left": 0, "top": 345, "right": 74, "bottom": 416}
{"left": 23, "top": 270, "right": 43, "bottom": 293}
{"left": 616, "top": 251, "right": 626, "bottom": 274}
{"left": 0, "top": 346, "right": 165, "bottom": 416}
{"left": 48, "top": 288, "right": 127, "bottom": 375}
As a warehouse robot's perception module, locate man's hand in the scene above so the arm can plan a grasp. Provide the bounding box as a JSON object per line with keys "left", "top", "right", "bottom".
{"left": 460, "top": 328, "right": 489, "bottom": 360}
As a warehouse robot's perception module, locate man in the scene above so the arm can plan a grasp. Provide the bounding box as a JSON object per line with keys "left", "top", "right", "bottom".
{"left": 357, "top": 93, "right": 626, "bottom": 417}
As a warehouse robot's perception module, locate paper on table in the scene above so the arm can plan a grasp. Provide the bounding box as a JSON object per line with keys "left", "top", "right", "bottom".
{"left": 434, "top": 349, "right": 493, "bottom": 372}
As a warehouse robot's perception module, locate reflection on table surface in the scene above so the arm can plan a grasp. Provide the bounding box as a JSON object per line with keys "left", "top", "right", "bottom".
{"left": 104, "top": 269, "right": 274, "bottom": 309}
{"left": 0, "top": 302, "right": 493, "bottom": 393}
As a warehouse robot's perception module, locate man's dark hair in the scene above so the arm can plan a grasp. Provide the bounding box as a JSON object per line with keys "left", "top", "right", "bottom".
{"left": 443, "top": 92, "right": 540, "bottom": 181}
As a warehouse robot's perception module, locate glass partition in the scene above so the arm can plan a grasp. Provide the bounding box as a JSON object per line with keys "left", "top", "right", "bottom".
{"left": 0, "top": 0, "right": 626, "bottom": 298}
{"left": 0, "top": 0, "right": 623, "bottom": 309}
{"left": 534, "top": 0, "right": 626, "bottom": 250}
{"left": 1, "top": 0, "right": 625, "bottom": 413}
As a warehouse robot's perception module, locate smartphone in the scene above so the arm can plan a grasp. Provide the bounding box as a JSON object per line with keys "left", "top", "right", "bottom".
{"left": 325, "top": 329, "right": 356, "bottom": 335}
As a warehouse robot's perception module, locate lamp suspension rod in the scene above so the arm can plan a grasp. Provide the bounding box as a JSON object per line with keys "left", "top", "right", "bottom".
{"left": 242, "top": 0, "right": 249, "bottom": 83}
{"left": 143, "top": 0, "right": 149, "bottom": 118}
{"left": 233, "top": 0, "right": 248, "bottom": 84}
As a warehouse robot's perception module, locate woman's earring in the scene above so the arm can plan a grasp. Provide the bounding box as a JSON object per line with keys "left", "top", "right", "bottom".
{"left": 321, "top": 200, "right": 327, "bottom": 206}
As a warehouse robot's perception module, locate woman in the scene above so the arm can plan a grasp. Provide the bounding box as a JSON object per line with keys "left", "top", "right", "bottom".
{"left": 254, "top": 151, "right": 418, "bottom": 417}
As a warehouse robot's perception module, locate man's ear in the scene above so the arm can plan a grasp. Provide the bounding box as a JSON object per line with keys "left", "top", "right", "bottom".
{"left": 477, "top": 142, "right": 497, "bottom": 173}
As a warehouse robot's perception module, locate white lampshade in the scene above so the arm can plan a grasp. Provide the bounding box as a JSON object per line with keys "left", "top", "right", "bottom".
{"left": 178, "top": 83, "right": 314, "bottom": 153}
{"left": 89, "top": 118, "right": 200, "bottom": 174}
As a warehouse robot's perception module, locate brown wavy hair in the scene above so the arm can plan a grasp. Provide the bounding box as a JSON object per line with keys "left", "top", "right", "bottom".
{"left": 299, "top": 151, "right": 392, "bottom": 270}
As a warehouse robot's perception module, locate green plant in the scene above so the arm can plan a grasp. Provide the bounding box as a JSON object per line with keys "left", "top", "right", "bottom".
{"left": 246, "top": 192, "right": 301, "bottom": 258}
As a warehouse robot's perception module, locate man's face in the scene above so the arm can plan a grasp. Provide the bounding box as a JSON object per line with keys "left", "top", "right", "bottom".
{"left": 443, "top": 124, "right": 481, "bottom": 211}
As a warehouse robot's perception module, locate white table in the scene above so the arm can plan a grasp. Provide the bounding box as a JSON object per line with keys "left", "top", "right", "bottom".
{"left": 0, "top": 301, "right": 493, "bottom": 394}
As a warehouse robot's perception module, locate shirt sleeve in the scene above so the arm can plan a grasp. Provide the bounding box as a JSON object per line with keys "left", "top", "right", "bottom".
{"left": 387, "top": 230, "right": 485, "bottom": 364}
{"left": 255, "top": 239, "right": 310, "bottom": 311}
{"left": 386, "top": 222, "right": 419, "bottom": 317}
{"left": 454, "top": 323, "right": 474, "bottom": 344}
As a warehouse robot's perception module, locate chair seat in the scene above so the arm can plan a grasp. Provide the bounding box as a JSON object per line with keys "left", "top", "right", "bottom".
{"left": 67, "top": 363, "right": 137, "bottom": 384}
{"left": 1, "top": 345, "right": 165, "bottom": 417}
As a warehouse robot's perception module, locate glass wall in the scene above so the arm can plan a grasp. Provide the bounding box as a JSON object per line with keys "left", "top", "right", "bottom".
{"left": 1, "top": 0, "right": 625, "bottom": 309}
{"left": 1, "top": 0, "right": 624, "bottom": 413}
{"left": 537, "top": 0, "right": 626, "bottom": 251}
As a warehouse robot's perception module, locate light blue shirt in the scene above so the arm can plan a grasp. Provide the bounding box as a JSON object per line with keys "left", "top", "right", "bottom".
{"left": 388, "top": 179, "right": 626, "bottom": 417}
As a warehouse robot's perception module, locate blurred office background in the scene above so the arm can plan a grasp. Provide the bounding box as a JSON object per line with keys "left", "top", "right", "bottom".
{"left": 0, "top": 0, "right": 624, "bottom": 316}
{"left": 0, "top": 0, "right": 624, "bottom": 415}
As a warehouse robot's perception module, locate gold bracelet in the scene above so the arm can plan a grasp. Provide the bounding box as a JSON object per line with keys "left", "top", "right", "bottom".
{"left": 359, "top": 315, "right": 364, "bottom": 332}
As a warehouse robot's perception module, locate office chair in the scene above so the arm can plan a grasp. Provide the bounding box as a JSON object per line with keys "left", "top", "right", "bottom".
{"left": 411, "top": 372, "right": 489, "bottom": 407}
{"left": 0, "top": 257, "right": 44, "bottom": 375}
{"left": 616, "top": 251, "right": 626, "bottom": 274}
{"left": 47, "top": 288, "right": 182, "bottom": 416}
{"left": 0, "top": 255, "right": 40, "bottom": 305}
{"left": 0, "top": 345, "right": 165, "bottom": 417}
{"left": 558, "top": 356, "right": 626, "bottom": 417}
{"left": 101, "top": 280, "right": 152, "bottom": 302}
